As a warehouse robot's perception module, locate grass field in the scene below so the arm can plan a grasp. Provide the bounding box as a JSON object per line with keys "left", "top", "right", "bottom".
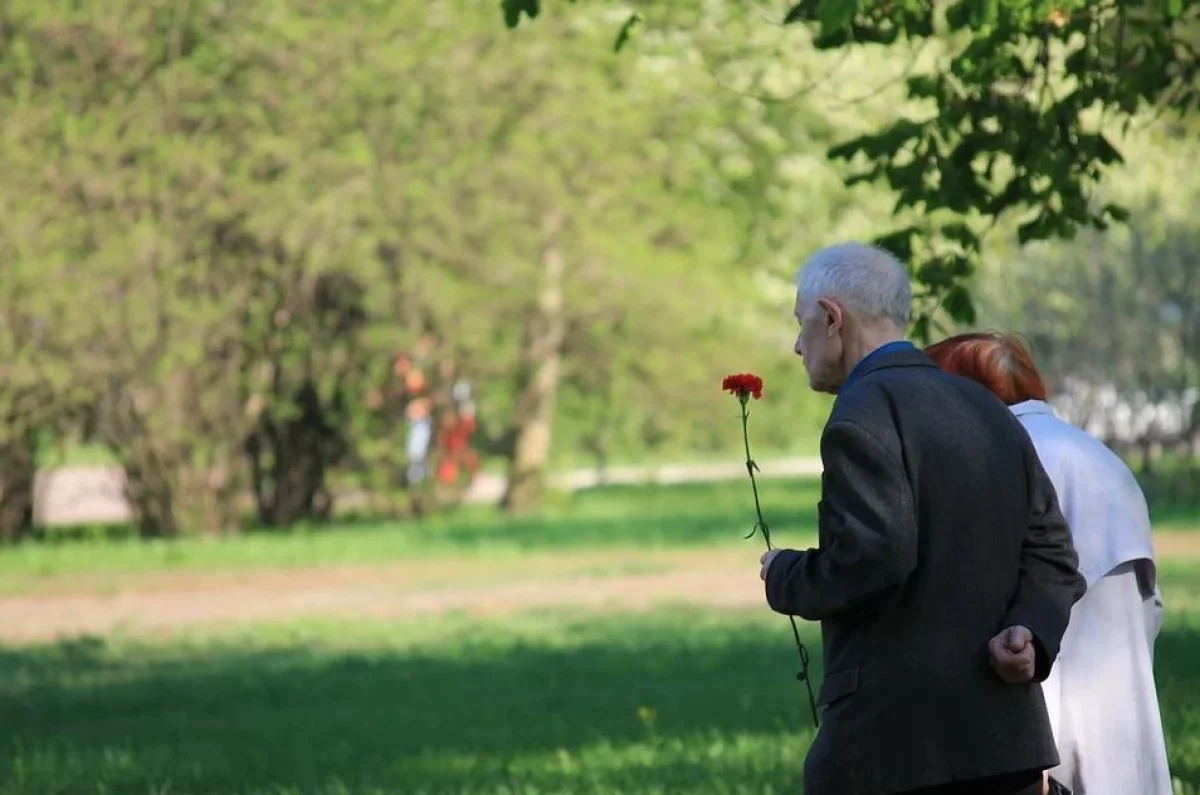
{"left": 1, "top": 478, "right": 1198, "bottom": 794}
{"left": 0, "top": 479, "right": 823, "bottom": 583}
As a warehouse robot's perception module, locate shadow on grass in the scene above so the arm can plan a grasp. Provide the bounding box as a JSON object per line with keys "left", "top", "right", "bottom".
{"left": 0, "top": 614, "right": 820, "bottom": 794}
{"left": 1149, "top": 499, "right": 1200, "bottom": 531}
{"left": 2, "top": 607, "right": 1199, "bottom": 794}
{"left": 1155, "top": 623, "right": 1200, "bottom": 787}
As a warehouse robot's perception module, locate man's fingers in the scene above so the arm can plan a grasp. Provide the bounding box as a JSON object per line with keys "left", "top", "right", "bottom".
{"left": 988, "top": 632, "right": 1036, "bottom": 684}
{"left": 994, "top": 660, "right": 1033, "bottom": 684}
{"left": 1004, "top": 625, "right": 1033, "bottom": 651}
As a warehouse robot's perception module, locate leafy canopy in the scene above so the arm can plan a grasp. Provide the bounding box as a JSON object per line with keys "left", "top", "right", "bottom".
{"left": 499, "top": 0, "right": 1200, "bottom": 339}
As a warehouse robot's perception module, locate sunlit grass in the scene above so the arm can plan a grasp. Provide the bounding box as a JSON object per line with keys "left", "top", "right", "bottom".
{"left": 1, "top": 478, "right": 1198, "bottom": 793}
{"left": 0, "top": 479, "right": 823, "bottom": 580}
{"left": 2, "top": 586, "right": 1199, "bottom": 794}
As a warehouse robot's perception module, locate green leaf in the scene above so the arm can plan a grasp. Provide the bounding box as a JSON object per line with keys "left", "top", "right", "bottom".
{"left": 501, "top": 0, "right": 540, "bottom": 29}
{"left": 1017, "top": 212, "right": 1056, "bottom": 245}
{"left": 783, "top": 1, "right": 812, "bottom": 25}
{"left": 819, "top": 0, "right": 859, "bottom": 32}
{"left": 910, "top": 314, "right": 932, "bottom": 344}
{"left": 613, "top": 13, "right": 642, "bottom": 53}
{"left": 871, "top": 227, "right": 921, "bottom": 263}
{"left": 1102, "top": 202, "right": 1131, "bottom": 223}
{"left": 943, "top": 1, "right": 971, "bottom": 29}
{"left": 939, "top": 222, "right": 978, "bottom": 249}
{"left": 941, "top": 283, "right": 976, "bottom": 324}
{"left": 1163, "top": 0, "right": 1183, "bottom": 16}
{"left": 973, "top": 0, "right": 999, "bottom": 28}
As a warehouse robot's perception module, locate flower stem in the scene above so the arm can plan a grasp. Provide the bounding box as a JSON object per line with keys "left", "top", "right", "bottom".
{"left": 740, "top": 394, "right": 819, "bottom": 729}
{"left": 740, "top": 399, "right": 770, "bottom": 549}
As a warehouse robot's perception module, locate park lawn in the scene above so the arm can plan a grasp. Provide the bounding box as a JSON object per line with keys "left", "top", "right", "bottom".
{"left": 0, "top": 479, "right": 824, "bottom": 584}
{"left": 5, "top": 476, "right": 1197, "bottom": 586}
{"left": 1, "top": 479, "right": 1197, "bottom": 792}
{"left": 2, "top": 562, "right": 1200, "bottom": 795}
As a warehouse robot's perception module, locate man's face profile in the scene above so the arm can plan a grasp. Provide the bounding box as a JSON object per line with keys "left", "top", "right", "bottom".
{"left": 793, "top": 292, "right": 842, "bottom": 394}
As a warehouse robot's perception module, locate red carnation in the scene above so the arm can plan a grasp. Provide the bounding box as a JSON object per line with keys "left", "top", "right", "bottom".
{"left": 719, "top": 367, "right": 818, "bottom": 728}
{"left": 721, "top": 372, "right": 764, "bottom": 401}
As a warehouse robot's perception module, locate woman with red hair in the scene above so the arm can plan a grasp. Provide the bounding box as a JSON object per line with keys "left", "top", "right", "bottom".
{"left": 925, "top": 332, "right": 1172, "bottom": 795}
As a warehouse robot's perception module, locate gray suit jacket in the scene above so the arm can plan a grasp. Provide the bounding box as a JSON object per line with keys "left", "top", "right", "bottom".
{"left": 766, "top": 345, "right": 1087, "bottom": 794}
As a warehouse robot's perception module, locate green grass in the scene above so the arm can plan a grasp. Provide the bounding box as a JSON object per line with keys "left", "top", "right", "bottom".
{"left": 8, "top": 472, "right": 1197, "bottom": 584}
{"left": 1, "top": 478, "right": 1198, "bottom": 793}
{"left": 0, "top": 611, "right": 813, "bottom": 795}
{"left": 1133, "top": 455, "right": 1200, "bottom": 531}
{"left": 0, "top": 479, "right": 823, "bottom": 580}
{"left": 36, "top": 434, "right": 825, "bottom": 474}
{"left": 3, "top": 565, "right": 1200, "bottom": 795}
{"left": 1145, "top": 485, "right": 1200, "bottom": 531}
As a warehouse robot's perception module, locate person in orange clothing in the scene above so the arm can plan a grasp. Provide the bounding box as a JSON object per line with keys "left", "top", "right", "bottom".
{"left": 435, "top": 379, "right": 479, "bottom": 487}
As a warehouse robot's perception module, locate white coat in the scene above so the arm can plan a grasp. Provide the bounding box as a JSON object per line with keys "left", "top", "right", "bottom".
{"left": 1012, "top": 399, "right": 1173, "bottom": 795}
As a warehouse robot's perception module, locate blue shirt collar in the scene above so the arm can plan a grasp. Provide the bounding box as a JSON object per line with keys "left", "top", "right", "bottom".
{"left": 1011, "top": 399, "right": 1055, "bottom": 418}
{"left": 840, "top": 340, "right": 915, "bottom": 393}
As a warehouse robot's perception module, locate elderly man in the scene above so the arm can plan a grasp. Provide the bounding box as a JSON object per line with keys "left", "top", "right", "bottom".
{"left": 759, "top": 243, "right": 1087, "bottom": 795}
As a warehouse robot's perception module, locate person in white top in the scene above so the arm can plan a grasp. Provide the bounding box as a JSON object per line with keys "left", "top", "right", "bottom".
{"left": 925, "top": 331, "right": 1173, "bottom": 795}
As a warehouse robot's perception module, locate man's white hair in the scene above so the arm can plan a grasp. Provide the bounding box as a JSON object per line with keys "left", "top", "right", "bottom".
{"left": 794, "top": 242, "right": 912, "bottom": 328}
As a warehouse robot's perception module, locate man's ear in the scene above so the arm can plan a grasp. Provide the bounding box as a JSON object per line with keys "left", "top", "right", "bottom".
{"left": 816, "top": 297, "right": 843, "bottom": 337}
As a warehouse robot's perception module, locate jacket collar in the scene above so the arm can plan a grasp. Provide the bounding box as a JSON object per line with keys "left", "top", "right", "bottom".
{"left": 842, "top": 343, "right": 938, "bottom": 387}
{"left": 1010, "top": 399, "right": 1056, "bottom": 418}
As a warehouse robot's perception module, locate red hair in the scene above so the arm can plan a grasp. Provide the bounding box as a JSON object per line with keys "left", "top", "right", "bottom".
{"left": 924, "top": 332, "right": 1048, "bottom": 405}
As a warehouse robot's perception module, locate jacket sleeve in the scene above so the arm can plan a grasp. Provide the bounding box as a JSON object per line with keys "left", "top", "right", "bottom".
{"left": 765, "top": 420, "right": 918, "bottom": 621}
{"left": 1002, "top": 447, "right": 1087, "bottom": 681}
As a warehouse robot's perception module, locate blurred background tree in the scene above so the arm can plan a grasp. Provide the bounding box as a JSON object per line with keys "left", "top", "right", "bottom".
{"left": 0, "top": 0, "right": 1195, "bottom": 537}
{"left": 505, "top": 0, "right": 1200, "bottom": 336}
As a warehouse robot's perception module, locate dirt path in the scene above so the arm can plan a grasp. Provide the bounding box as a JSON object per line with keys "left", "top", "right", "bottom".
{"left": 3, "top": 532, "right": 1197, "bottom": 646}
{"left": 0, "top": 548, "right": 764, "bottom": 644}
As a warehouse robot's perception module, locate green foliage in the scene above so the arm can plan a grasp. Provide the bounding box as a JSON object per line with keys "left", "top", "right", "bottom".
{"left": 785, "top": 0, "right": 1199, "bottom": 332}
{"left": 7, "top": 0, "right": 1194, "bottom": 534}
{"left": 972, "top": 124, "right": 1200, "bottom": 456}
{"left": 505, "top": 0, "right": 1200, "bottom": 337}
{"left": 2, "top": 0, "right": 856, "bottom": 532}
{"left": 502, "top": 0, "right": 545, "bottom": 27}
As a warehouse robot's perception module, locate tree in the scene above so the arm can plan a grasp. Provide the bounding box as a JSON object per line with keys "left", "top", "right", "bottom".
{"left": 0, "top": 0, "right": 393, "bottom": 534}
{"left": 2, "top": 0, "right": 895, "bottom": 533}
{"left": 0, "top": 248, "right": 81, "bottom": 541}
{"left": 500, "top": 0, "right": 1200, "bottom": 338}
{"left": 359, "top": 8, "right": 778, "bottom": 513}
{"left": 973, "top": 123, "right": 1200, "bottom": 482}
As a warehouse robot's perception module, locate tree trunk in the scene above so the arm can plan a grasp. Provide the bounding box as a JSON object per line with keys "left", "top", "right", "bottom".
{"left": 0, "top": 429, "right": 36, "bottom": 542}
{"left": 123, "top": 449, "right": 181, "bottom": 538}
{"left": 100, "top": 390, "right": 241, "bottom": 537}
{"left": 247, "top": 382, "right": 339, "bottom": 527}
{"left": 502, "top": 211, "right": 566, "bottom": 515}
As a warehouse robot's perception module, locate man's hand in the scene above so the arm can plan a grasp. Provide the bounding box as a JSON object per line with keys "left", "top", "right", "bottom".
{"left": 760, "top": 548, "right": 784, "bottom": 581}
{"left": 988, "top": 625, "right": 1036, "bottom": 684}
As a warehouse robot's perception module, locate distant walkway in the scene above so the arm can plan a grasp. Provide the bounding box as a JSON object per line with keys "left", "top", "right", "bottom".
{"left": 31, "top": 457, "right": 824, "bottom": 527}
